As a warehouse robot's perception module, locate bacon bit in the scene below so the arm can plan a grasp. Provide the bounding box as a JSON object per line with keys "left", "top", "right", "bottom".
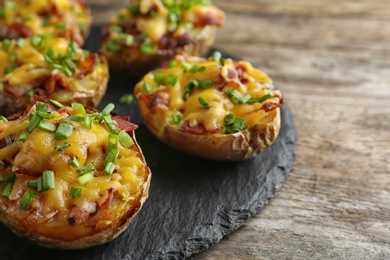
{"left": 44, "top": 71, "right": 72, "bottom": 94}
{"left": 4, "top": 83, "right": 33, "bottom": 97}
{"left": 112, "top": 115, "right": 138, "bottom": 132}
{"left": 184, "top": 6, "right": 225, "bottom": 27}
{"left": 23, "top": 95, "right": 47, "bottom": 116}
{"left": 9, "top": 23, "right": 34, "bottom": 38}
{"left": 138, "top": 92, "right": 169, "bottom": 114}
{"left": 262, "top": 98, "right": 284, "bottom": 112}
{"left": 68, "top": 188, "right": 114, "bottom": 227}
{"left": 158, "top": 32, "right": 195, "bottom": 49}
{"left": 179, "top": 121, "right": 218, "bottom": 135}
{"left": 49, "top": 3, "right": 62, "bottom": 17}
{"left": 75, "top": 53, "right": 97, "bottom": 77}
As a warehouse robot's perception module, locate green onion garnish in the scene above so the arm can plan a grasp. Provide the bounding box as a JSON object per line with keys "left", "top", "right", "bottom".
{"left": 119, "top": 94, "right": 134, "bottom": 105}
{"left": 105, "top": 39, "right": 121, "bottom": 53}
{"left": 28, "top": 179, "right": 38, "bottom": 188}
{"left": 69, "top": 156, "right": 79, "bottom": 169}
{"left": 4, "top": 64, "right": 17, "bottom": 74}
{"left": 70, "top": 187, "right": 82, "bottom": 198}
{"left": 54, "top": 142, "right": 71, "bottom": 152}
{"left": 0, "top": 176, "right": 3, "bottom": 183}
{"left": 5, "top": 173, "right": 16, "bottom": 183}
{"left": 16, "top": 38, "right": 25, "bottom": 47}
{"left": 77, "top": 173, "right": 94, "bottom": 185}
{"left": 247, "top": 94, "right": 272, "bottom": 104}
{"left": 172, "top": 114, "right": 182, "bottom": 124}
{"left": 72, "top": 102, "right": 86, "bottom": 115}
{"left": 54, "top": 121, "right": 73, "bottom": 140}
{"left": 77, "top": 162, "right": 95, "bottom": 175}
{"left": 42, "top": 170, "right": 55, "bottom": 190}
{"left": 19, "top": 132, "right": 27, "bottom": 142}
{"left": 19, "top": 190, "right": 37, "bottom": 210}
{"left": 189, "top": 64, "right": 206, "bottom": 73}
{"left": 49, "top": 99, "right": 64, "bottom": 108}
{"left": 140, "top": 42, "right": 157, "bottom": 55}
{"left": 38, "top": 121, "right": 56, "bottom": 132}
{"left": 223, "top": 113, "right": 248, "bottom": 134}
{"left": 153, "top": 72, "right": 166, "bottom": 85}
{"left": 68, "top": 115, "right": 85, "bottom": 122}
{"left": 143, "top": 82, "right": 152, "bottom": 94}
{"left": 0, "top": 115, "right": 8, "bottom": 122}
{"left": 102, "top": 133, "right": 119, "bottom": 167}
{"left": 104, "top": 162, "right": 115, "bottom": 175}
{"left": 198, "top": 96, "right": 209, "bottom": 107}
{"left": 1, "top": 182, "right": 13, "bottom": 197}
{"left": 26, "top": 112, "right": 42, "bottom": 133}
{"left": 2, "top": 39, "right": 11, "bottom": 50}
{"left": 181, "top": 61, "right": 192, "bottom": 72}
{"left": 102, "top": 103, "right": 115, "bottom": 114}
{"left": 55, "top": 23, "right": 66, "bottom": 30}
{"left": 166, "top": 74, "right": 178, "bottom": 87}
{"left": 118, "top": 130, "right": 134, "bottom": 148}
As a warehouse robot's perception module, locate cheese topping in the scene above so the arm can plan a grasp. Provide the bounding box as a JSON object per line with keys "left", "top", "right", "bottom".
{"left": 135, "top": 52, "right": 283, "bottom": 135}
{"left": 0, "top": 102, "right": 149, "bottom": 241}
{"left": 0, "top": 0, "right": 90, "bottom": 45}
{"left": 102, "top": 0, "right": 225, "bottom": 55}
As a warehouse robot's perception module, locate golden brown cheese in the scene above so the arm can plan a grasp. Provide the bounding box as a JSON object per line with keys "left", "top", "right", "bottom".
{"left": 134, "top": 53, "right": 283, "bottom": 135}
{"left": 0, "top": 101, "right": 149, "bottom": 243}
{"left": 0, "top": 0, "right": 91, "bottom": 45}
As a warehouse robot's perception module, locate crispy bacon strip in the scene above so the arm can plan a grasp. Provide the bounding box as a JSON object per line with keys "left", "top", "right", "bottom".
{"left": 75, "top": 53, "right": 97, "bottom": 77}
{"left": 45, "top": 71, "right": 72, "bottom": 94}
{"left": 179, "top": 121, "right": 218, "bottom": 135}
{"left": 112, "top": 115, "right": 138, "bottom": 131}
{"left": 8, "top": 23, "right": 34, "bottom": 38}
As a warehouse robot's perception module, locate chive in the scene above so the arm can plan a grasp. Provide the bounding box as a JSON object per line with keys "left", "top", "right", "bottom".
{"left": 2, "top": 182, "right": 13, "bottom": 197}
{"left": 247, "top": 94, "right": 272, "bottom": 104}
{"left": 111, "top": 25, "right": 122, "bottom": 33}
{"left": 181, "top": 61, "right": 192, "bottom": 72}
{"left": 38, "top": 121, "right": 56, "bottom": 132}
{"left": 0, "top": 115, "right": 8, "bottom": 122}
{"left": 28, "top": 179, "right": 38, "bottom": 188}
{"left": 77, "top": 173, "right": 93, "bottom": 185}
{"left": 42, "top": 17, "right": 50, "bottom": 26}
{"left": 168, "top": 60, "right": 178, "bottom": 68}
{"left": 54, "top": 121, "right": 73, "bottom": 140}
{"left": 197, "top": 79, "right": 213, "bottom": 88}
{"left": 19, "top": 132, "right": 27, "bottom": 142}
{"left": 128, "top": 4, "right": 140, "bottom": 15}
{"left": 55, "top": 23, "right": 66, "bottom": 30}
{"left": 42, "top": 170, "right": 55, "bottom": 190}
{"left": 70, "top": 187, "right": 82, "bottom": 198}
{"left": 189, "top": 64, "right": 206, "bottom": 73}
{"left": 77, "top": 162, "right": 95, "bottom": 175}
{"left": 102, "top": 103, "right": 115, "bottom": 114}
{"left": 50, "top": 99, "right": 64, "bottom": 108}
{"left": 4, "top": 64, "right": 17, "bottom": 74}
{"left": 139, "top": 32, "right": 147, "bottom": 42}
{"left": 143, "top": 82, "right": 152, "bottom": 94}
{"left": 36, "top": 110, "right": 54, "bottom": 119}
{"left": 84, "top": 113, "right": 96, "bottom": 129}
{"left": 31, "top": 35, "right": 43, "bottom": 48}
{"left": 5, "top": 173, "right": 16, "bottom": 183}
{"left": 68, "top": 115, "right": 85, "bottom": 122}
{"left": 54, "top": 142, "right": 71, "bottom": 152}
{"left": 2, "top": 39, "right": 11, "bottom": 50}
{"left": 26, "top": 89, "right": 36, "bottom": 99}
{"left": 119, "top": 33, "right": 134, "bottom": 46}
{"left": 153, "top": 72, "right": 166, "bottom": 85}
{"left": 102, "top": 133, "right": 119, "bottom": 167}
{"left": 15, "top": 38, "right": 25, "bottom": 47}
{"left": 172, "top": 114, "right": 182, "bottom": 124}
{"left": 184, "top": 22, "right": 194, "bottom": 31}
{"left": 69, "top": 156, "right": 79, "bottom": 169}
{"left": 198, "top": 96, "right": 209, "bottom": 107}
{"left": 104, "top": 162, "right": 115, "bottom": 175}
{"left": 72, "top": 102, "right": 86, "bottom": 115}
{"left": 103, "top": 114, "right": 118, "bottom": 134}
{"left": 0, "top": 7, "right": 4, "bottom": 18}
{"left": 118, "top": 130, "right": 134, "bottom": 148}
{"left": 224, "top": 113, "right": 248, "bottom": 134}
{"left": 20, "top": 190, "right": 37, "bottom": 210}
{"left": 105, "top": 39, "right": 121, "bottom": 53}
{"left": 140, "top": 42, "right": 157, "bottom": 55}
{"left": 9, "top": 53, "right": 16, "bottom": 62}
{"left": 224, "top": 87, "right": 242, "bottom": 104}
{"left": 37, "top": 177, "right": 43, "bottom": 192}
{"left": 119, "top": 94, "right": 134, "bottom": 105}
{"left": 166, "top": 74, "right": 178, "bottom": 87}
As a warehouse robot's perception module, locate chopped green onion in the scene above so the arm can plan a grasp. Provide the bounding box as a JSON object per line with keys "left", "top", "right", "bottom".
{"left": 77, "top": 162, "right": 95, "bottom": 175}
{"left": 9, "top": 53, "right": 16, "bottom": 62}
{"left": 42, "top": 170, "right": 55, "bottom": 190}
{"left": 153, "top": 72, "right": 166, "bottom": 85}
{"left": 20, "top": 190, "right": 37, "bottom": 210}
{"left": 140, "top": 42, "right": 157, "bottom": 55}
{"left": 72, "top": 102, "right": 86, "bottom": 115}
{"left": 2, "top": 182, "right": 13, "bottom": 197}
{"left": 37, "top": 177, "right": 43, "bottom": 192}
{"left": 168, "top": 60, "right": 178, "bottom": 68}
{"left": 128, "top": 4, "right": 140, "bottom": 15}
{"left": 69, "top": 156, "right": 79, "bottom": 169}
{"left": 55, "top": 23, "right": 66, "bottom": 30}
{"left": 2, "top": 39, "right": 11, "bottom": 50}
{"left": 196, "top": 79, "right": 213, "bottom": 88}
{"left": 54, "top": 121, "right": 73, "bottom": 140}
{"left": 0, "top": 115, "right": 8, "bottom": 122}
{"left": 212, "top": 51, "right": 222, "bottom": 62}
{"left": 68, "top": 115, "right": 85, "bottom": 122}
{"left": 31, "top": 35, "right": 43, "bottom": 48}
{"left": 247, "top": 94, "right": 272, "bottom": 104}
{"left": 26, "top": 89, "right": 36, "bottom": 99}
{"left": 189, "top": 64, "right": 206, "bottom": 73}
{"left": 102, "top": 134, "right": 119, "bottom": 168}
{"left": 118, "top": 130, "right": 134, "bottom": 148}
{"left": 181, "top": 61, "right": 192, "bottom": 72}
{"left": 5, "top": 173, "right": 16, "bottom": 183}
{"left": 38, "top": 121, "right": 56, "bottom": 132}
{"left": 77, "top": 173, "right": 94, "bottom": 185}
{"left": 223, "top": 113, "right": 248, "bottom": 134}
{"left": 27, "top": 112, "right": 42, "bottom": 133}
{"left": 103, "top": 114, "right": 118, "bottom": 134}
{"left": 172, "top": 114, "right": 182, "bottom": 124}
{"left": 105, "top": 39, "right": 121, "bottom": 53}
{"left": 0, "top": 83, "right": 4, "bottom": 91}
{"left": 54, "top": 142, "right": 71, "bottom": 152}
{"left": 102, "top": 103, "right": 115, "bottom": 114}
{"left": 143, "top": 82, "right": 152, "bottom": 94}
{"left": 0, "top": 7, "right": 5, "bottom": 18}
{"left": 104, "top": 162, "right": 115, "bottom": 175}
{"left": 111, "top": 25, "right": 122, "bottom": 33}
{"left": 50, "top": 99, "right": 64, "bottom": 108}
{"left": 70, "top": 187, "right": 82, "bottom": 198}
{"left": 28, "top": 179, "right": 38, "bottom": 188}
{"left": 198, "top": 96, "right": 209, "bottom": 107}
{"left": 119, "top": 94, "right": 134, "bottom": 105}
{"left": 166, "top": 74, "right": 178, "bottom": 87}
{"left": 224, "top": 87, "right": 243, "bottom": 104}
{"left": 4, "top": 64, "right": 17, "bottom": 74}
{"left": 19, "top": 132, "right": 27, "bottom": 142}
{"left": 84, "top": 113, "right": 96, "bottom": 129}
{"left": 16, "top": 38, "right": 25, "bottom": 47}
{"left": 119, "top": 33, "right": 134, "bottom": 46}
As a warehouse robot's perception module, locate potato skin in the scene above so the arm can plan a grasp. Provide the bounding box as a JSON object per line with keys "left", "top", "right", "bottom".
{"left": 0, "top": 132, "right": 150, "bottom": 249}
{"left": 101, "top": 25, "right": 217, "bottom": 79}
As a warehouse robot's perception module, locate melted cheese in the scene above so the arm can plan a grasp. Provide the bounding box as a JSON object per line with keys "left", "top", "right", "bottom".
{"left": 0, "top": 104, "right": 148, "bottom": 240}
{"left": 135, "top": 54, "right": 282, "bottom": 134}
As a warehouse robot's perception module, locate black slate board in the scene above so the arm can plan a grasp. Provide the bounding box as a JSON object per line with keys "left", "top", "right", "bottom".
{"left": 0, "top": 27, "right": 297, "bottom": 259}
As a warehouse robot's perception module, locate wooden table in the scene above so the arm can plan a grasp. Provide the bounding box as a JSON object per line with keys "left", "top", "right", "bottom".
{"left": 87, "top": 1, "right": 390, "bottom": 258}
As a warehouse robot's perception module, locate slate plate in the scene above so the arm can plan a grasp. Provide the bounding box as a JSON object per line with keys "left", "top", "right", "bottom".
{"left": 0, "top": 27, "right": 297, "bottom": 259}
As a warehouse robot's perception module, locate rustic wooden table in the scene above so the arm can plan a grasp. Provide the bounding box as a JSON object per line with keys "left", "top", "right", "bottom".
{"left": 87, "top": 0, "right": 390, "bottom": 259}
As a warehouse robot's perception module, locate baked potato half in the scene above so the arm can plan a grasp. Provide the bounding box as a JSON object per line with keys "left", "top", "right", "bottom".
{"left": 100, "top": 0, "right": 224, "bottom": 78}
{"left": 134, "top": 52, "right": 284, "bottom": 161}
{"left": 0, "top": 0, "right": 91, "bottom": 46}
{"left": 0, "top": 99, "right": 151, "bottom": 249}
{"left": 0, "top": 36, "right": 108, "bottom": 116}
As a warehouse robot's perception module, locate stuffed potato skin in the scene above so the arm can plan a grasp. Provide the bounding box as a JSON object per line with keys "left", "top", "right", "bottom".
{"left": 100, "top": 0, "right": 224, "bottom": 78}
{"left": 134, "top": 52, "right": 283, "bottom": 161}
{"left": 0, "top": 99, "right": 151, "bottom": 249}
{"left": 0, "top": 0, "right": 91, "bottom": 46}
{"left": 0, "top": 36, "right": 108, "bottom": 116}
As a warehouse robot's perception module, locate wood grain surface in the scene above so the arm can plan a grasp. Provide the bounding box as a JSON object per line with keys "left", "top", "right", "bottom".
{"left": 86, "top": 0, "right": 390, "bottom": 259}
